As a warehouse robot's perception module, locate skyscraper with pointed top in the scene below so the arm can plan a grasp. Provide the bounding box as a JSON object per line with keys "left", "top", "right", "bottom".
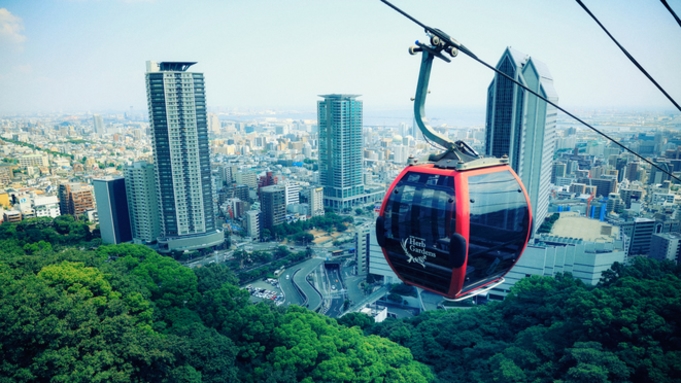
{"left": 145, "top": 61, "right": 223, "bottom": 253}
{"left": 485, "top": 47, "right": 557, "bottom": 232}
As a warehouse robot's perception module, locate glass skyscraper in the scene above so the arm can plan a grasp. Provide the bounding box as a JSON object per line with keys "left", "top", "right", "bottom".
{"left": 93, "top": 177, "right": 132, "bottom": 245}
{"left": 318, "top": 94, "right": 364, "bottom": 212}
{"left": 485, "top": 48, "right": 557, "bottom": 232}
{"left": 145, "top": 61, "right": 223, "bottom": 253}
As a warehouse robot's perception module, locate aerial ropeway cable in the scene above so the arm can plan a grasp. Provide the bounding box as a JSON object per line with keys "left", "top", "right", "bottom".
{"left": 661, "top": 0, "right": 681, "bottom": 29}
{"left": 375, "top": 0, "right": 681, "bottom": 301}
{"left": 376, "top": 0, "right": 534, "bottom": 301}
{"left": 576, "top": 0, "right": 681, "bottom": 113}
{"left": 380, "top": 0, "right": 681, "bottom": 184}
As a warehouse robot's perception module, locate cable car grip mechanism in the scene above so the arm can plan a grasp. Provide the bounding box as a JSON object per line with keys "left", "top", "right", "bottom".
{"left": 410, "top": 32, "right": 508, "bottom": 171}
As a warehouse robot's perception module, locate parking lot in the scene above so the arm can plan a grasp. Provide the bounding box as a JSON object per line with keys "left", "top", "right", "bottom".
{"left": 244, "top": 278, "right": 285, "bottom": 306}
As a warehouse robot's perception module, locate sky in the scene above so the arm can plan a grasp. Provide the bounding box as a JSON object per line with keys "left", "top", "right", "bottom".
{"left": 0, "top": 0, "right": 680, "bottom": 117}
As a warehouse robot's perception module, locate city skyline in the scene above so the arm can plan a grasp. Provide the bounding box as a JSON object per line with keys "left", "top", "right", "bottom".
{"left": 1, "top": 1, "right": 680, "bottom": 116}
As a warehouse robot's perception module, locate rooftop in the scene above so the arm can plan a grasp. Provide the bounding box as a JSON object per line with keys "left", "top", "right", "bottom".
{"left": 318, "top": 94, "right": 361, "bottom": 99}
{"left": 159, "top": 62, "right": 197, "bottom": 71}
{"left": 550, "top": 214, "right": 619, "bottom": 242}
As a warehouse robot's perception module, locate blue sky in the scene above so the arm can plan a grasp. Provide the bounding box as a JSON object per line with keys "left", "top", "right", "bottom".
{"left": 0, "top": 0, "right": 680, "bottom": 115}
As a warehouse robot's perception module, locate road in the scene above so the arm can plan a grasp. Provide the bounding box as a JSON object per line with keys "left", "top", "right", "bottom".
{"left": 327, "top": 298, "right": 344, "bottom": 318}
{"left": 278, "top": 270, "right": 304, "bottom": 307}
{"left": 343, "top": 285, "right": 390, "bottom": 316}
{"left": 183, "top": 241, "right": 286, "bottom": 269}
{"left": 325, "top": 268, "right": 345, "bottom": 318}
{"left": 343, "top": 274, "right": 368, "bottom": 308}
{"left": 292, "top": 258, "right": 324, "bottom": 311}
{"left": 182, "top": 241, "right": 387, "bottom": 317}
{"left": 184, "top": 249, "right": 234, "bottom": 269}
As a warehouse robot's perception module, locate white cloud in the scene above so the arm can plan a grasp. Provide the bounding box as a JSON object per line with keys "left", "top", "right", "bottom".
{"left": 0, "top": 8, "right": 26, "bottom": 45}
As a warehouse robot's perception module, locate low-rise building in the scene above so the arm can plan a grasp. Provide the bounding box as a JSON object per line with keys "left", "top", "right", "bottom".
{"left": 492, "top": 214, "right": 625, "bottom": 299}
{"left": 33, "top": 196, "right": 61, "bottom": 218}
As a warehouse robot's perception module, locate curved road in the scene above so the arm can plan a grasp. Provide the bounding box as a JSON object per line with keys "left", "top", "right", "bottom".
{"left": 292, "top": 258, "right": 324, "bottom": 312}
{"left": 278, "top": 270, "right": 304, "bottom": 307}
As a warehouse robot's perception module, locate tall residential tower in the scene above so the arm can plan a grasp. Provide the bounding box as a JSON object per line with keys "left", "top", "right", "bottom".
{"left": 318, "top": 94, "right": 364, "bottom": 211}
{"left": 93, "top": 114, "right": 104, "bottom": 135}
{"left": 124, "top": 161, "right": 161, "bottom": 244}
{"left": 484, "top": 48, "right": 557, "bottom": 232}
{"left": 145, "top": 61, "right": 222, "bottom": 252}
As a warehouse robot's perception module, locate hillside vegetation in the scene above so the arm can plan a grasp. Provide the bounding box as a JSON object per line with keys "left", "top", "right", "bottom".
{"left": 364, "top": 258, "right": 681, "bottom": 383}
{"left": 0, "top": 218, "right": 432, "bottom": 383}
{"left": 2, "top": 217, "right": 680, "bottom": 382}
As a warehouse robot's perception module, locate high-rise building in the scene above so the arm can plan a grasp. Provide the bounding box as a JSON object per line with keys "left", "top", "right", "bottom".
{"left": 619, "top": 188, "right": 644, "bottom": 209}
{"left": 93, "top": 114, "right": 104, "bottom": 135}
{"left": 648, "top": 159, "right": 671, "bottom": 185}
{"left": 318, "top": 94, "right": 364, "bottom": 211}
{"left": 618, "top": 218, "right": 655, "bottom": 256}
{"left": 552, "top": 162, "right": 566, "bottom": 184}
{"left": 355, "top": 223, "right": 371, "bottom": 275}
{"left": 650, "top": 233, "right": 681, "bottom": 263}
{"left": 145, "top": 61, "right": 223, "bottom": 252}
{"left": 606, "top": 193, "right": 624, "bottom": 214}
{"left": 625, "top": 161, "right": 642, "bottom": 182}
{"left": 234, "top": 184, "right": 250, "bottom": 202}
{"left": 569, "top": 183, "right": 587, "bottom": 195}
{"left": 208, "top": 113, "right": 220, "bottom": 134}
{"left": 58, "top": 183, "right": 95, "bottom": 218}
{"left": 244, "top": 210, "right": 260, "bottom": 240}
{"left": 94, "top": 177, "right": 133, "bottom": 245}
{"left": 235, "top": 171, "right": 258, "bottom": 189}
{"left": 577, "top": 177, "right": 617, "bottom": 198}
{"left": 368, "top": 226, "right": 399, "bottom": 284}
{"left": 124, "top": 161, "right": 161, "bottom": 244}
{"left": 259, "top": 185, "right": 286, "bottom": 235}
{"left": 485, "top": 47, "right": 557, "bottom": 232}
{"left": 309, "top": 187, "right": 324, "bottom": 217}
{"left": 284, "top": 182, "right": 301, "bottom": 206}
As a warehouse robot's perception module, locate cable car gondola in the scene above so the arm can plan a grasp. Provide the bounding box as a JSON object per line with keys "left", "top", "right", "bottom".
{"left": 375, "top": 27, "right": 532, "bottom": 301}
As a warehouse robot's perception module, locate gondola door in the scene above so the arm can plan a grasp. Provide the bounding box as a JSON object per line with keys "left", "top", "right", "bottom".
{"left": 376, "top": 165, "right": 468, "bottom": 298}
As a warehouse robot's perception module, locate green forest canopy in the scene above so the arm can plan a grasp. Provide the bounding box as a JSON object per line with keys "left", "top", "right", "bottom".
{"left": 367, "top": 257, "right": 681, "bottom": 383}
{"left": 0, "top": 219, "right": 432, "bottom": 383}
{"left": 1, "top": 217, "right": 680, "bottom": 382}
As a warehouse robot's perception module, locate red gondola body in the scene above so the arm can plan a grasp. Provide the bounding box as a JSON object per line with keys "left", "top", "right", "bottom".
{"left": 376, "top": 162, "right": 532, "bottom": 300}
{"left": 374, "top": 19, "right": 533, "bottom": 300}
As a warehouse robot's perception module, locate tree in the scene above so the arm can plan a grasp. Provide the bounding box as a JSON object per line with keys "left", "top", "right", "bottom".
{"left": 195, "top": 263, "right": 239, "bottom": 293}
{"left": 1, "top": 236, "right": 437, "bottom": 383}
{"left": 390, "top": 283, "right": 417, "bottom": 297}
{"left": 337, "top": 312, "right": 374, "bottom": 331}
{"left": 274, "top": 246, "right": 291, "bottom": 260}
{"left": 131, "top": 251, "right": 200, "bottom": 310}
{"left": 0, "top": 262, "right": 173, "bottom": 382}
{"left": 264, "top": 306, "right": 433, "bottom": 383}
{"left": 387, "top": 292, "right": 403, "bottom": 303}
{"left": 559, "top": 342, "right": 630, "bottom": 383}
